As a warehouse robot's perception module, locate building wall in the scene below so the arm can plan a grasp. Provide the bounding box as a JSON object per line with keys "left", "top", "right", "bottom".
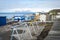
{"left": 35, "top": 12, "right": 47, "bottom": 22}
{"left": 49, "top": 10, "right": 60, "bottom": 21}
{"left": 46, "top": 13, "right": 50, "bottom": 21}
{"left": 56, "top": 12, "right": 60, "bottom": 18}
{"left": 34, "top": 12, "right": 40, "bottom": 21}
{"left": 39, "top": 14, "right": 46, "bottom": 22}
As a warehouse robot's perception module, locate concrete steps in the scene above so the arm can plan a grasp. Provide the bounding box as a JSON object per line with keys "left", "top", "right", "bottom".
{"left": 44, "top": 18, "right": 60, "bottom": 40}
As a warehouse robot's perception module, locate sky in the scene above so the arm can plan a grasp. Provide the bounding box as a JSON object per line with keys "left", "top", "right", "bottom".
{"left": 0, "top": 0, "right": 60, "bottom": 12}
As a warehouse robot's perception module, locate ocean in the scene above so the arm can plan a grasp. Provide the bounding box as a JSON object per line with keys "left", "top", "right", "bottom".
{"left": 0, "top": 13, "right": 24, "bottom": 19}
{"left": 0, "top": 11, "right": 35, "bottom": 19}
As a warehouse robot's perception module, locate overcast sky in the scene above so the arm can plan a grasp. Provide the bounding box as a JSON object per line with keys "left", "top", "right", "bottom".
{"left": 0, "top": 0, "right": 60, "bottom": 12}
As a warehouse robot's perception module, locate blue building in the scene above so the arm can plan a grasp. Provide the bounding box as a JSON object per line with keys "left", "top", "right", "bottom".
{"left": 25, "top": 16, "right": 34, "bottom": 21}
{"left": 14, "top": 16, "right": 25, "bottom": 21}
{"left": 14, "top": 14, "right": 35, "bottom": 21}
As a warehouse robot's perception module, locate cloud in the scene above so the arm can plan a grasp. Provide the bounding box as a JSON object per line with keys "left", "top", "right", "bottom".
{"left": 0, "top": 8, "right": 59, "bottom": 12}
{"left": 0, "top": 0, "right": 60, "bottom": 12}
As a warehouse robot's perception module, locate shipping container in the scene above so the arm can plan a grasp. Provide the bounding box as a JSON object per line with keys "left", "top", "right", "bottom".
{"left": 0, "top": 16, "right": 6, "bottom": 26}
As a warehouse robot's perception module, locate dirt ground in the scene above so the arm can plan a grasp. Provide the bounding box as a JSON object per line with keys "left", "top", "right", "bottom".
{"left": 0, "top": 22, "right": 53, "bottom": 40}
{"left": 37, "top": 22, "right": 53, "bottom": 40}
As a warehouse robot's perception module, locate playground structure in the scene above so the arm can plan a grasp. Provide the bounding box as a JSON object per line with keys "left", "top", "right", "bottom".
{"left": 10, "top": 21, "right": 45, "bottom": 40}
